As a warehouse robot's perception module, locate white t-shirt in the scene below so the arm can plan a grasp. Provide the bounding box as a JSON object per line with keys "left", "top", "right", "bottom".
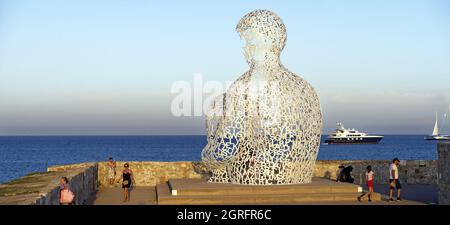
{"left": 389, "top": 163, "right": 399, "bottom": 179}
{"left": 366, "top": 171, "right": 374, "bottom": 181}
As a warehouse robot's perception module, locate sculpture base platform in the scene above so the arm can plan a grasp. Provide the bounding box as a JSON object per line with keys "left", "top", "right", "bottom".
{"left": 156, "top": 178, "right": 381, "bottom": 205}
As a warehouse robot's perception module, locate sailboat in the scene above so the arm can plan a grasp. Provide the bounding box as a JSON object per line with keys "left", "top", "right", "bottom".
{"left": 424, "top": 112, "right": 450, "bottom": 140}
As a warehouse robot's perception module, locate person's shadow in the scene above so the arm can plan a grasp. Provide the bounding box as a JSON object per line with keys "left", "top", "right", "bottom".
{"left": 128, "top": 185, "right": 135, "bottom": 202}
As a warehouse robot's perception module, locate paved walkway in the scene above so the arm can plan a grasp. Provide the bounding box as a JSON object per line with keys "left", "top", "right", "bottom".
{"left": 92, "top": 184, "right": 437, "bottom": 205}
{"left": 372, "top": 184, "right": 438, "bottom": 204}
{"left": 93, "top": 187, "right": 157, "bottom": 205}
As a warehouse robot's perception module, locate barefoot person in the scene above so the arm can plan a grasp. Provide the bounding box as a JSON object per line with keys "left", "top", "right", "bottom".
{"left": 117, "top": 163, "right": 136, "bottom": 202}
{"left": 389, "top": 158, "right": 402, "bottom": 201}
{"left": 107, "top": 157, "right": 116, "bottom": 186}
{"left": 358, "top": 165, "right": 374, "bottom": 202}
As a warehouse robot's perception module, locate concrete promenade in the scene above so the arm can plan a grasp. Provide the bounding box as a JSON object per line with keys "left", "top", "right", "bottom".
{"left": 93, "top": 187, "right": 157, "bottom": 205}
{"left": 373, "top": 184, "right": 438, "bottom": 204}
{"left": 92, "top": 182, "right": 435, "bottom": 205}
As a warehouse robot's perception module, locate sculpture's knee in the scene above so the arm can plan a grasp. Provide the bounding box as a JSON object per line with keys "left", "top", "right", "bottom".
{"left": 208, "top": 167, "right": 230, "bottom": 183}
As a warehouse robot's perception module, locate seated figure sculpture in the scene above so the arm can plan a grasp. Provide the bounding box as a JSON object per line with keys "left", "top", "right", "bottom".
{"left": 201, "top": 10, "right": 323, "bottom": 185}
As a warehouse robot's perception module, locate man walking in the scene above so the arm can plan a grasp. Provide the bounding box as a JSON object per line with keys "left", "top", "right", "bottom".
{"left": 389, "top": 158, "right": 402, "bottom": 201}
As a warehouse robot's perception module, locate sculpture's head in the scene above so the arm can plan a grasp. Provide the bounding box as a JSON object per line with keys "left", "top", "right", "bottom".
{"left": 236, "top": 10, "right": 287, "bottom": 67}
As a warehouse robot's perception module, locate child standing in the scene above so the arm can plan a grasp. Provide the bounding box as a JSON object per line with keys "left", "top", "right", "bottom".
{"left": 358, "top": 165, "right": 374, "bottom": 202}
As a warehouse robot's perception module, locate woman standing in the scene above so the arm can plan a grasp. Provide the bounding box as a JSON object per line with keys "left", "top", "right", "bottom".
{"left": 117, "top": 163, "right": 135, "bottom": 202}
{"left": 107, "top": 157, "right": 116, "bottom": 186}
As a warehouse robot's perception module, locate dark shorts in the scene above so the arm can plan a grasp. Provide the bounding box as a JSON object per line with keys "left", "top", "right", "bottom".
{"left": 389, "top": 179, "right": 402, "bottom": 189}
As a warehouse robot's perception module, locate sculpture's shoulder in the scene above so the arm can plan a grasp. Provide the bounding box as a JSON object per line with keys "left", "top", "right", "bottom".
{"left": 277, "top": 67, "right": 322, "bottom": 123}
{"left": 226, "top": 71, "right": 252, "bottom": 94}
{"left": 278, "top": 67, "right": 320, "bottom": 100}
{"left": 233, "top": 71, "right": 252, "bottom": 86}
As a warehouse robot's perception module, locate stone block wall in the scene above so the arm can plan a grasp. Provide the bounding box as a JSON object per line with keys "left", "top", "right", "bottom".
{"left": 314, "top": 160, "right": 437, "bottom": 185}
{"left": 438, "top": 142, "right": 450, "bottom": 205}
{"left": 98, "top": 161, "right": 207, "bottom": 187}
{"left": 47, "top": 162, "right": 97, "bottom": 172}
{"left": 96, "top": 160, "right": 436, "bottom": 187}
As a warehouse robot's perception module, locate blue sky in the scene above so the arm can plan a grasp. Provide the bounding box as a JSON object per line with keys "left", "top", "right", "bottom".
{"left": 0, "top": 0, "right": 449, "bottom": 135}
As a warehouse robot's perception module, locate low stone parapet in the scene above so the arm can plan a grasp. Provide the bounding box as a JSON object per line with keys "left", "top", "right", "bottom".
{"left": 96, "top": 160, "right": 437, "bottom": 187}
{"left": 438, "top": 142, "right": 450, "bottom": 205}
{"left": 314, "top": 160, "right": 437, "bottom": 185}
{"left": 98, "top": 161, "right": 207, "bottom": 187}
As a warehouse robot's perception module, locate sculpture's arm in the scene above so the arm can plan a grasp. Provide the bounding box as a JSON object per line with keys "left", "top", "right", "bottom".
{"left": 201, "top": 93, "right": 242, "bottom": 169}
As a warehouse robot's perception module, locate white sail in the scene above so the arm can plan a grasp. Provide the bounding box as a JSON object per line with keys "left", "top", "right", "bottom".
{"left": 432, "top": 112, "right": 439, "bottom": 136}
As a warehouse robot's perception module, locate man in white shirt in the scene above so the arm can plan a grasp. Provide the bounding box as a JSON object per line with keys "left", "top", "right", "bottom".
{"left": 389, "top": 158, "right": 402, "bottom": 201}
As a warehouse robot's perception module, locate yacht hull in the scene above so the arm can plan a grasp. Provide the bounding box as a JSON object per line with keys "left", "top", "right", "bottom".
{"left": 424, "top": 135, "right": 450, "bottom": 141}
{"left": 325, "top": 137, "right": 383, "bottom": 144}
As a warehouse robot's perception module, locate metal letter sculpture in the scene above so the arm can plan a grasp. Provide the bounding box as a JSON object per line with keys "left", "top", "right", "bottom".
{"left": 201, "top": 10, "right": 323, "bottom": 185}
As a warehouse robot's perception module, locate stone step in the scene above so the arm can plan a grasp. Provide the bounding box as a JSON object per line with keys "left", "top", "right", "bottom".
{"left": 156, "top": 183, "right": 381, "bottom": 205}
{"left": 167, "top": 178, "right": 360, "bottom": 196}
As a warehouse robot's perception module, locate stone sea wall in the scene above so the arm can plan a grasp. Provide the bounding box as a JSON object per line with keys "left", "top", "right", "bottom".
{"left": 47, "top": 162, "right": 97, "bottom": 172}
{"left": 98, "top": 160, "right": 437, "bottom": 187}
{"left": 98, "top": 161, "right": 207, "bottom": 187}
{"left": 438, "top": 142, "right": 450, "bottom": 205}
{"left": 314, "top": 160, "right": 437, "bottom": 185}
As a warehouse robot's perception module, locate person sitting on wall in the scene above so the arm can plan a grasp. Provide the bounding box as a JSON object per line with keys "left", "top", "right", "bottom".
{"left": 336, "top": 164, "right": 345, "bottom": 182}
{"left": 341, "top": 166, "right": 354, "bottom": 183}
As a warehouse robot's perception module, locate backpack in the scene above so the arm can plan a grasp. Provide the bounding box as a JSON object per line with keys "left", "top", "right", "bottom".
{"left": 60, "top": 189, "right": 75, "bottom": 204}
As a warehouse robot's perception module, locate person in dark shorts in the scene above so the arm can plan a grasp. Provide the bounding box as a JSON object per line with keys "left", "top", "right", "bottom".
{"left": 389, "top": 158, "right": 402, "bottom": 201}
{"left": 116, "top": 163, "right": 135, "bottom": 202}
